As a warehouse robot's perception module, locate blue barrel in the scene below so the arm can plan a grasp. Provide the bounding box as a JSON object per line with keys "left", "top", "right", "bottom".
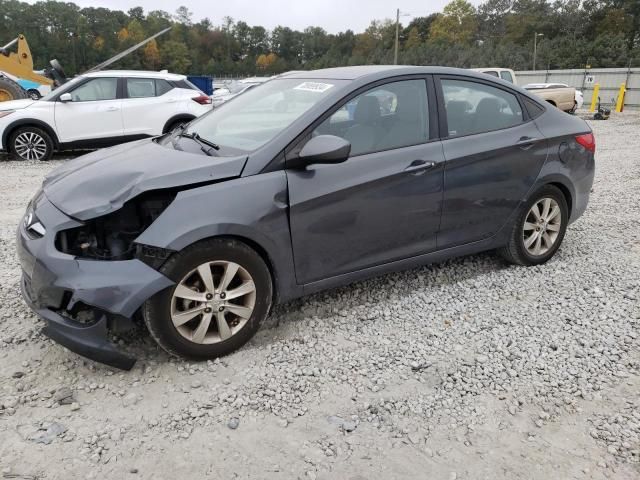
{"left": 187, "top": 76, "right": 213, "bottom": 95}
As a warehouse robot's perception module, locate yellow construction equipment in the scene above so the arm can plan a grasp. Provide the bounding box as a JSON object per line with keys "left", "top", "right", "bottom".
{"left": 0, "top": 34, "right": 54, "bottom": 102}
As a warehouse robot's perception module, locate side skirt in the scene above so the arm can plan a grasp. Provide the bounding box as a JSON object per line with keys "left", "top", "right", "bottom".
{"left": 300, "top": 230, "right": 510, "bottom": 298}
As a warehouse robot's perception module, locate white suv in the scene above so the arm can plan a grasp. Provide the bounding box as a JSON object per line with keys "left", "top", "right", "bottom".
{"left": 0, "top": 70, "right": 212, "bottom": 161}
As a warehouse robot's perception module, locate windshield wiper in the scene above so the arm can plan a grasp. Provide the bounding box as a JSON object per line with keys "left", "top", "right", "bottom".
{"left": 179, "top": 130, "right": 220, "bottom": 156}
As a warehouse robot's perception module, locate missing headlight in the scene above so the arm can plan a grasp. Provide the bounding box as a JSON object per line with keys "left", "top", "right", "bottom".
{"left": 55, "top": 191, "right": 176, "bottom": 260}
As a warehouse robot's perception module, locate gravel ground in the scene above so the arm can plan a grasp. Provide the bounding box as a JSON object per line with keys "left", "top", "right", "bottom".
{"left": 0, "top": 113, "right": 639, "bottom": 480}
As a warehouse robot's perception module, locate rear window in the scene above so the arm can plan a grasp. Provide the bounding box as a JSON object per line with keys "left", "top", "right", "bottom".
{"left": 127, "top": 78, "right": 155, "bottom": 98}
{"left": 126, "top": 78, "right": 176, "bottom": 98}
{"left": 500, "top": 71, "right": 514, "bottom": 83}
{"left": 442, "top": 79, "right": 524, "bottom": 137}
{"left": 483, "top": 71, "right": 499, "bottom": 77}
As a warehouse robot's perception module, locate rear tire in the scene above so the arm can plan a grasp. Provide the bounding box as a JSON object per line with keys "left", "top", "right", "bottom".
{"left": 499, "top": 185, "right": 568, "bottom": 266}
{"left": 0, "top": 76, "right": 28, "bottom": 102}
{"left": 9, "top": 126, "right": 54, "bottom": 161}
{"left": 143, "top": 238, "right": 273, "bottom": 360}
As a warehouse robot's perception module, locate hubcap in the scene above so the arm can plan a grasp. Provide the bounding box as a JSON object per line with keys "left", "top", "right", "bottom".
{"left": 523, "top": 197, "right": 561, "bottom": 256}
{"left": 170, "top": 261, "right": 256, "bottom": 344}
{"left": 14, "top": 132, "right": 47, "bottom": 160}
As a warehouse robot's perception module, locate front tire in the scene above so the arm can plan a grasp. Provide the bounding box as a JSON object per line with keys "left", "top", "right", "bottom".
{"left": 143, "top": 238, "right": 273, "bottom": 359}
{"left": 9, "top": 126, "right": 54, "bottom": 161}
{"left": 499, "top": 185, "right": 568, "bottom": 266}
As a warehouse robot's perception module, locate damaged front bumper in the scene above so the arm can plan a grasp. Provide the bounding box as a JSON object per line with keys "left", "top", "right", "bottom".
{"left": 17, "top": 193, "right": 174, "bottom": 370}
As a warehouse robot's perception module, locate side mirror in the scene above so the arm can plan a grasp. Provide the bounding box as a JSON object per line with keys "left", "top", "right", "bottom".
{"left": 290, "top": 135, "right": 351, "bottom": 169}
{"left": 59, "top": 93, "right": 72, "bottom": 102}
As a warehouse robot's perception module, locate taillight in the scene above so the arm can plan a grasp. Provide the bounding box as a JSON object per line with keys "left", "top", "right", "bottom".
{"left": 192, "top": 95, "right": 212, "bottom": 105}
{"left": 575, "top": 133, "right": 595, "bottom": 153}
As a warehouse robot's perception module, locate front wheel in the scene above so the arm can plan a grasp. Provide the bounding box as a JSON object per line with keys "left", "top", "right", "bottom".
{"left": 499, "top": 185, "right": 568, "bottom": 266}
{"left": 143, "top": 238, "right": 273, "bottom": 359}
{"left": 9, "top": 126, "right": 54, "bottom": 161}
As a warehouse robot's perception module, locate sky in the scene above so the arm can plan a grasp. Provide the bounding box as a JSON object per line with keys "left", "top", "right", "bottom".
{"left": 33, "top": 0, "right": 481, "bottom": 34}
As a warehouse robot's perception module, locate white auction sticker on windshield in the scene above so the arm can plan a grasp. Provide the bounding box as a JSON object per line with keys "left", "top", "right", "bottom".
{"left": 293, "top": 82, "right": 334, "bottom": 93}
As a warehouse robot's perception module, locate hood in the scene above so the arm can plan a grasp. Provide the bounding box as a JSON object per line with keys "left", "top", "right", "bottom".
{"left": 0, "top": 99, "right": 36, "bottom": 111}
{"left": 43, "top": 138, "right": 247, "bottom": 221}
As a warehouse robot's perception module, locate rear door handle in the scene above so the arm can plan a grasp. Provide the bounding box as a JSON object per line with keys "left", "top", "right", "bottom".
{"left": 404, "top": 159, "right": 436, "bottom": 174}
{"left": 516, "top": 136, "right": 540, "bottom": 150}
{"left": 105, "top": 106, "right": 120, "bottom": 112}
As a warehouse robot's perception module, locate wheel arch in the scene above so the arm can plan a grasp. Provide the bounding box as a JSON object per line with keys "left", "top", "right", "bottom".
{"left": 162, "top": 233, "right": 282, "bottom": 305}
{"left": 548, "top": 181, "right": 573, "bottom": 219}
{"left": 162, "top": 114, "right": 196, "bottom": 134}
{"left": 546, "top": 99, "right": 557, "bottom": 107}
{"left": 3, "top": 118, "right": 59, "bottom": 151}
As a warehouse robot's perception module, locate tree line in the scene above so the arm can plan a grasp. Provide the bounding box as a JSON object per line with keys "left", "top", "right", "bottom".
{"left": 1, "top": 0, "right": 638, "bottom": 77}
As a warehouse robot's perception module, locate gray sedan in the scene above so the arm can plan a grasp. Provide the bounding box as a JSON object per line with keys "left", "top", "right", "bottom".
{"left": 17, "top": 66, "right": 595, "bottom": 369}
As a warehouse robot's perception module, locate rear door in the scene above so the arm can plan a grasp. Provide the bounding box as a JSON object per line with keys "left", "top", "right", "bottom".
{"left": 121, "top": 78, "right": 179, "bottom": 136}
{"left": 54, "top": 77, "right": 123, "bottom": 142}
{"left": 435, "top": 76, "right": 548, "bottom": 248}
{"left": 286, "top": 77, "right": 445, "bottom": 284}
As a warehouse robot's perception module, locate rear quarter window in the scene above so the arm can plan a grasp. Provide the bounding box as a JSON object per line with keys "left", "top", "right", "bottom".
{"left": 155, "top": 79, "right": 174, "bottom": 96}
{"left": 522, "top": 96, "right": 546, "bottom": 119}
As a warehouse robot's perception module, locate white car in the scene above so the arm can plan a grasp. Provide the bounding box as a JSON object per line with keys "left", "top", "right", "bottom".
{"left": 0, "top": 70, "right": 212, "bottom": 161}
{"left": 211, "top": 77, "right": 271, "bottom": 107}
{"left": 523, "top": 83, "right": 584, "bottom": 110}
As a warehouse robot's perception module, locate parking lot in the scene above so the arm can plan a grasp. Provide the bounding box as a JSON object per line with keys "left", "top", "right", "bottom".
{"left": 0, "top": 112, "right": 638, "bottom": 479}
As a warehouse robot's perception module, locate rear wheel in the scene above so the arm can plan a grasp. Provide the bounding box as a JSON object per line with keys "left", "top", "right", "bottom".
{"left": 9, "top": 126, "right": 54, "bottom": 161}
{"left": 499, "top": 185, "right": 568, "bottom": 266}
{"left": 143, "top": 238, "right": 273, "bottom": 359}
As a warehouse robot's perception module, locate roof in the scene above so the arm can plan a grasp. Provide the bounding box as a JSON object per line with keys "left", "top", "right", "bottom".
{"left": 280, "top": 65, "right": 418, "bottom": 80}
{"left": 83, "top": 70, "right": 186, "bottom": 80}
{"left": 278, "top": 65, "right": 500, "bottom": 82}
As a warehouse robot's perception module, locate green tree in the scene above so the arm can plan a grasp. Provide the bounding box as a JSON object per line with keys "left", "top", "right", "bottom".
{"left": 430, "top": 0, "right": 478, "bottom": 44}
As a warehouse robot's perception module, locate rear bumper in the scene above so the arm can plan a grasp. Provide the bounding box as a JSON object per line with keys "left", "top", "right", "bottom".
{"left": 17, "top": 193, "right": 174, "bottom": 369}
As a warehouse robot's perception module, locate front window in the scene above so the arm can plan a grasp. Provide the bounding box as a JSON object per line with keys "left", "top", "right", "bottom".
{"left": 314, "top": 79, "right": 429, "bottom": 156}
{"left": 187, "top": 78, "right": 347, "bottom": 154}
{"left": 67, "top": 78, "right": 118, "bottom": 102}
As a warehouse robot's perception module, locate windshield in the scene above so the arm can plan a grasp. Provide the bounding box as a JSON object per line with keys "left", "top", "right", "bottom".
{"left": 187, "top": 78, "right": 347, "bottom": 155}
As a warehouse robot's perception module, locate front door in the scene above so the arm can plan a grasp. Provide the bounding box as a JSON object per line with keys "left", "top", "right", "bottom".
{"left": 287, "top": 78, "right": 445, "bottom": 284}
{"left": 54, "top": 77, "right": 123, "bottom": 143}
{"left": 435, "top": 76, "right": 549, "bottom": 248}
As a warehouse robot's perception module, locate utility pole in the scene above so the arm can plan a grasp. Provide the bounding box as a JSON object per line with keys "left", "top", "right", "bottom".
{"left": 393, "top": 9, "right": 411, "bottom": 65}
{"left": 533, "top": 32, "right": 544, "bottom": 70}
{"left": 394, "top": 8, "right": 400, "bottom": 65}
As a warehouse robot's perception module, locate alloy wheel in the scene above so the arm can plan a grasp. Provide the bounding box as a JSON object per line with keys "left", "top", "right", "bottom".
{"left": 170, "top": 261, "right": 256, "bottom": 344}
{"left": 523, "top": 197, "right": 562, "bottom": 256}
{"left": 14, "top": 132, "right": 48, "bottom": 160}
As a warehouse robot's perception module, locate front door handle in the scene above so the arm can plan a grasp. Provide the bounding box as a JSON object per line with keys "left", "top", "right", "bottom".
{"left": 404, "top": 159, "right": 436, "bottom": 175}
{"left": 105, "top": 106, "right": 120, "bottom": 112}
{"left": 516, "top": 136, "right": 540, "bottom": 150}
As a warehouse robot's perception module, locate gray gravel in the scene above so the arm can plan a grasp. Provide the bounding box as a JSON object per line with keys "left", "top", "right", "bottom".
{"left": 0, "top": 113, "right": 638, "bottom": 479}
